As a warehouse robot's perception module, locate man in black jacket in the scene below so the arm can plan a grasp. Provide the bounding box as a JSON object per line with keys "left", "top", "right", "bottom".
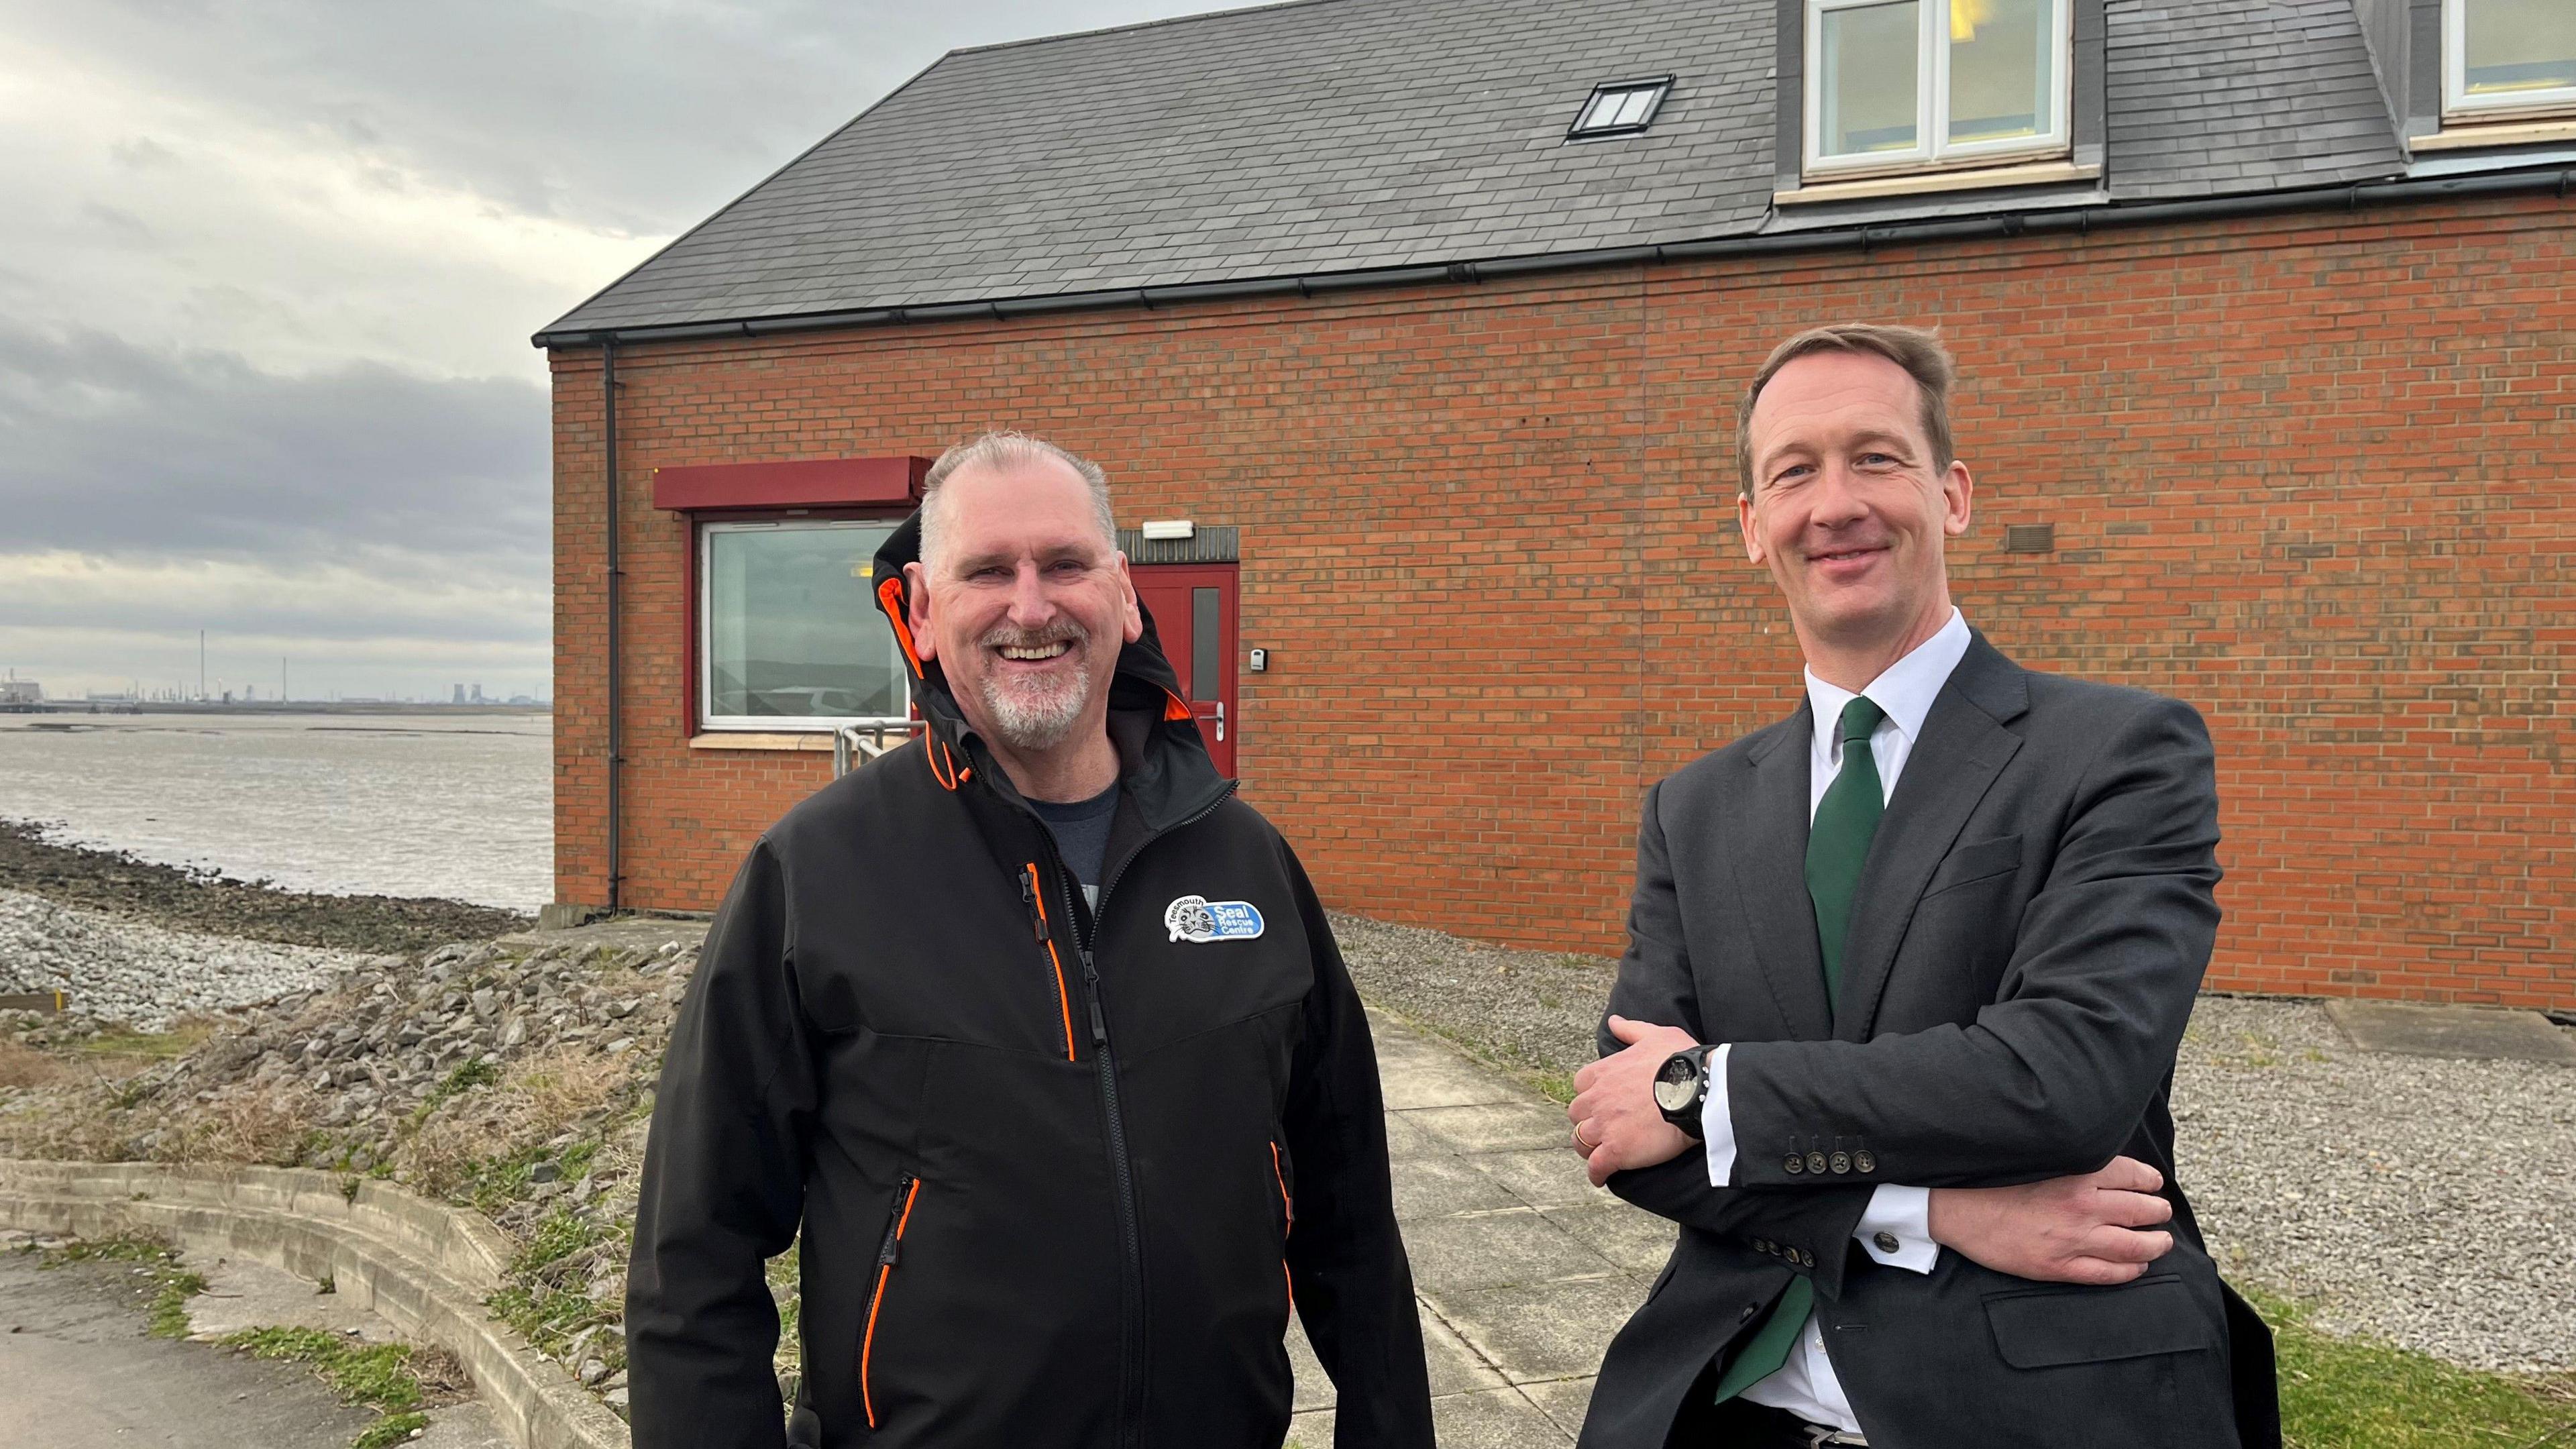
{"left": 626, "top": 431, "right": 1433, "bottom": 1449}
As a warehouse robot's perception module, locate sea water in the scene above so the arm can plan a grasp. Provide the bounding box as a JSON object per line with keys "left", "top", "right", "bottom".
{"left": 0, "top": 712, "right": 550, "bottom": 910}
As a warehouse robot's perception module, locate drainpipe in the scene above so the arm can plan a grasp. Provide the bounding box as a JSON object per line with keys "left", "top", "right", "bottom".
{"left": 602, "top": 337, "right": 623, "bottom": 912}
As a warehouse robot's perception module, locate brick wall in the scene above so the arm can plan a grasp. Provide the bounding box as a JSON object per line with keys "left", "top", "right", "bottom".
{"left": 550, "top": 195, "right": 2576, "bottom": 1007}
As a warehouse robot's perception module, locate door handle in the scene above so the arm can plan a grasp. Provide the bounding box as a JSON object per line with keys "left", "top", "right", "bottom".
{"left": 1195, "top": 701, "right": 1225, "bottom": 741}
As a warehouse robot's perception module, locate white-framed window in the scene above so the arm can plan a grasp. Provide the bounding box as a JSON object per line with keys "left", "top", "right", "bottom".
{"left": 2444, "top": 0, "right": 2576, "bottom": 121}
{"left": 699, "top": 518, "right": 909, "bottom": 732}
{"left": 1805, "top": 0, "right": 2072, "bottom": 178}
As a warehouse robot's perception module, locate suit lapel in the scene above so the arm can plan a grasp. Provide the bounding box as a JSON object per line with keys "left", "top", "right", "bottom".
{"left": 1835, "top": 636, "right": 2030, "bottom": 1041}
{"left": 1729, "top": 702, "right": 1834, "bottom": 1040}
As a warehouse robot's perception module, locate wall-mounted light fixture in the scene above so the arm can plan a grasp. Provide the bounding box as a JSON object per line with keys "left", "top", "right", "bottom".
{"left": 1140, "top": 519, "right": 1195, "bottom": 541}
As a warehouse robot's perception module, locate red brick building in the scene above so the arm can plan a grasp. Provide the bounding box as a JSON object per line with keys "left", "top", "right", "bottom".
{"left": 540, "top": 0, "right": 2576, "bottom": 1007}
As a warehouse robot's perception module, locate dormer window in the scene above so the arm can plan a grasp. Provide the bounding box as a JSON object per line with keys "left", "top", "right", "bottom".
{"left": 1568, "top": 77, "right": 1673, "bottom": 140}
{"left": 2445, "top": 0, "right": 2576, "bottom": 121}
{"left": 1804, "top": 0, "right": 2071, "bottom": 178}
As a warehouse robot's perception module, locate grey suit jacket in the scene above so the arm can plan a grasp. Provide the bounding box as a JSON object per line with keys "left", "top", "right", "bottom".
{"left": 1579, "top": 634, "right": 2277, "bottom": 1449}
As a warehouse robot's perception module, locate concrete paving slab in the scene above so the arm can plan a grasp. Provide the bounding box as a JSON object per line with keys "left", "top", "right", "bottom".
{"left": 2322, "top": 1000, "right": 2576, "bottom": 1065}
{"left": 1521, "top": 1375, "right": 1599, "bottom": 1438}
{"left": 1399, "top": 1102, "right": 1573, "bottom": 1154}
{"left": 1542, "top": 1202, "right": 1679, "bottom": 1275}
{"left": 1380, "top": 1110, "right": 1446, "bottom": 1161}
{"left": 1428, "top": 1385, "right": 1578, "bottom": 1446}
{"left": 1290, "top": 1300, "right": 1510, "bottom": 1409}
{"left": 1285, "top": 1016, "right": 1679, "bottom": 1444}
{"left": 1429, "top": 1275, "right": 1652, "bottom": 1385}
{"left": 1368, "top": 1010, "right": 1527, "bottom": 1110}
{"left": 1471, "top": 1147, "right": 1619, "bottom": 1211}
{"left": 1390, "top": 1152, "right": 1527, "bottom": 1220}
{"left": 1399, "top": 1210, "right": 1621, "bottom": 1295}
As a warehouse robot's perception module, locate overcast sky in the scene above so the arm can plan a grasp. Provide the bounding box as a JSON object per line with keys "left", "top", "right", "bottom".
{"left": 0, "top": 0, "right": 1260, "bottom": 702}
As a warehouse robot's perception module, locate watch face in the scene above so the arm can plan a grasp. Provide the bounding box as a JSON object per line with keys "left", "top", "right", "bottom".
{"left": 1652, "top": 1056, "right": 1698, "bottom": 1113}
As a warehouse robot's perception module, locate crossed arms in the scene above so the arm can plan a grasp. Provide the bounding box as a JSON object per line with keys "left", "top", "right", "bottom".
{"left": 1566, "top": 694, "right": 2221, "bottom": 1291}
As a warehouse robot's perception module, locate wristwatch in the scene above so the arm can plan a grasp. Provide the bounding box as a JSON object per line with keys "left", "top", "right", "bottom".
{"left": 1652, "top": 1045, "right": 1716, "bottom": 1139}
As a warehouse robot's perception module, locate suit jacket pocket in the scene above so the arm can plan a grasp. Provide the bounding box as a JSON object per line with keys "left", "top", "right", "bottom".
{"left": 1923, "top": 833, "right": 2023, "bottom": 898}
{"left": 1983, "top": 1274, "right": 2217, "bottom": 1368}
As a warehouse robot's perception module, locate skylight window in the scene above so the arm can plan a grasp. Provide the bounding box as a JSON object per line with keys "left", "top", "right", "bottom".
{"left": 1568, "top": 77, "right": 1673, "bottom": 140}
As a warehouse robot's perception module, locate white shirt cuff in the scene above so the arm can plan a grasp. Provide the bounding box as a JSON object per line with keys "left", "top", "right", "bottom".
{"left": 1700, "top": 1042, "right": 1735, "bottom": 1186}
{"left": 1856, "top": 1183, "right": 1939, "bottom": 1273}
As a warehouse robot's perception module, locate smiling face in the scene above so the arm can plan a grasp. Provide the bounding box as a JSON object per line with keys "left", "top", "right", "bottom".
{"left": 903, "top": 455, "right": 1142, "bottom": 766}
{"left": 1738, "top": 348, "right": 1972, "bottom": 684}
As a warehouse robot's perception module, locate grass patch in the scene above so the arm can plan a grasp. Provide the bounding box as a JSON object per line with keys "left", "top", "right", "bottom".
{"left": 35, "top": 1234, "right": 208, "bottom": 1338}
{"left": 352, "top": 1413, "right": 431, "bottom": 1449}
{"left": 2255, "top": 1288, "right": 2576, "bottom": 1448}
{"left": 220, "top": 1326, "right": 435, "bottom": 1449}
{"left": 78, "top": 1022, "right": 219, "bottom": 1061}
{"left": 413, "top": 1057, "right": 500, "bottom": 1122}
{"left": 488, "top": 1205, "right": 622, "bottom": 1360}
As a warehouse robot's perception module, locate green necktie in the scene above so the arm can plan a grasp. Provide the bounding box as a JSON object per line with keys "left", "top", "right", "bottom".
{"left": 1806, "top": 694, "right": 1888, "bottom": 1014}
{"left": 1711, "top": 694, "right": 1888, "bottom": 1407}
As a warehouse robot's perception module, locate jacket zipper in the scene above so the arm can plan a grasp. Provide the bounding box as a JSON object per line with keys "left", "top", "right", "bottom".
{"left": 1270, "top": 1140, "right": 1295, "bottom": 1311}
{"left": 1053, "top": 780, "right": 1235, "bottom": 1449}
{"left": 1021, "top": 863, "right": 1077, "bottom": 1061}
{"left": 860, "top": 1173, "right": 922, "bottom": 1430}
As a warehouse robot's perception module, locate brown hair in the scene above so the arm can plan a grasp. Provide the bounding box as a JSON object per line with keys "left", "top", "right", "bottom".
{"left": 1735, "top": 324, "right": 1957, "bottom": 491}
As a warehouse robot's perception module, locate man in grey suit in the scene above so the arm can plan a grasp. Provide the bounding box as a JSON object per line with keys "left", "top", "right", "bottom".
{"left": 1566, "top": 325, "right": 2276, "bottom": 1449}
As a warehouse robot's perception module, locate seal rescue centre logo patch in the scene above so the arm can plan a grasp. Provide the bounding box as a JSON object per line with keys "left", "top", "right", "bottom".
{"left": 1165, "top": 895, "right": 1266, "bottom": 943}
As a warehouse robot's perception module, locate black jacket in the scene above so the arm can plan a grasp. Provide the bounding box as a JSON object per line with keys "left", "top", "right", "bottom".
{"left": 626, "top": 515, "right": 1432, "bottom": 1449}
{"left": 1583, "top": 637, "right": 2277, "bottom": 1449}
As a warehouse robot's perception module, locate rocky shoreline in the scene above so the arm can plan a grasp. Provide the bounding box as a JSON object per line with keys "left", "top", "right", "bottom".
{"left": 0, "top": 818, "right": 529, "bottom": 957}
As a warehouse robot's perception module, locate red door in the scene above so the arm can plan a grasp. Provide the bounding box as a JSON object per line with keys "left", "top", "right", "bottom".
{"left": 1130, "top": 564, "right": 1238, "bottom": 777}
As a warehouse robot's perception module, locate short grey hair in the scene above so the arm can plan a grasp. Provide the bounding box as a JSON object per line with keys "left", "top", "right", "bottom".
{"left": 918, "top": 431, "right": 1116, "bottom": 568}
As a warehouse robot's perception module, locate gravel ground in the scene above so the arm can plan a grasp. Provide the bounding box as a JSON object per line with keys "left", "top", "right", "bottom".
{"left": 2174, "top": 995, "right": 2576, "bottom": 1375}
{"left": 1331, "top": 913, "right": 2576, "bottom": 1377}
{"left": 0, "top": 888, "right": 380, "bottom": 1029}
{"left": 0, "top": 818, "right": 527, "bottom": 955}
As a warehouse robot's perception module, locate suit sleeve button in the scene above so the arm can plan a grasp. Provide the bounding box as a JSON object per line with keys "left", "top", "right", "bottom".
{"left": 1806, "top": 1151, "right": 1829, "bottom": 1175}
{"left": 1854, "top": 1150, "right": 1877, "bottom": 1175}
{"left": 1873, "top": 1231, "right": 1901, "bottom": 1254}
{"left": 1795, "top": 1248, "right": 1815, "bottom": 1267}
{"left": 1740, "top": 1302, "right": 1760, "bottom": 1322}
{"left": 1784, "top": 1154, "right": 1806, "bottom": 1175}
{"left": 1829, "top": 1151, "right": 1851, "bottom": 1175}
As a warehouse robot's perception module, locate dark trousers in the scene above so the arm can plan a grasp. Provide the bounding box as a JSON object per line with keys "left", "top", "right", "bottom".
{"left": 1697, "top": 1398, "right": 1847, "bottom": 1448}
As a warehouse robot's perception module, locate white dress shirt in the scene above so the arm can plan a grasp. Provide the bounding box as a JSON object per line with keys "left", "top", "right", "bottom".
{"left": 1699, "top": 606, "right": 1973, "bottom": 1431}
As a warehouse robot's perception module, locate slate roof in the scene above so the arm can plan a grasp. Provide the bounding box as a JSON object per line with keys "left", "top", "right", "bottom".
{"left": 540, "top": 0, "right": 2418, "bottom": 340}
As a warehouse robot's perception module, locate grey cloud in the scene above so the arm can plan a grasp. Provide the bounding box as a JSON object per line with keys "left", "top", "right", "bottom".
{"left": 14, "top": 1, "right": 1269, "bottom": 239}
{"left": 0, "top": 323, "right": 548, "bottom": 568}
{"left": 78, "top": 201, "right": 156, "bottom": 241}
{"left": 109, "top": 135, "right": 178, "bottom": 169}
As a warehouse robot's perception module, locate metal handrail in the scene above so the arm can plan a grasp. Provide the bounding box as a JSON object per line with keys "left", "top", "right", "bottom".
{"left": 833, "top": 719, "right": 928, "bottom": 778}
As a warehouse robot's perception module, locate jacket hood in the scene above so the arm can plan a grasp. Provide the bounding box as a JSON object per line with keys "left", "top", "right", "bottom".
{"left": 869, "top": 511, "right": 1226, "bottom": 820}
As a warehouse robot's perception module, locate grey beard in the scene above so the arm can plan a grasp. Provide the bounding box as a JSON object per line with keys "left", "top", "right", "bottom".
{"left": 974, "top": 661, "right": 1091, "bottom": 752}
